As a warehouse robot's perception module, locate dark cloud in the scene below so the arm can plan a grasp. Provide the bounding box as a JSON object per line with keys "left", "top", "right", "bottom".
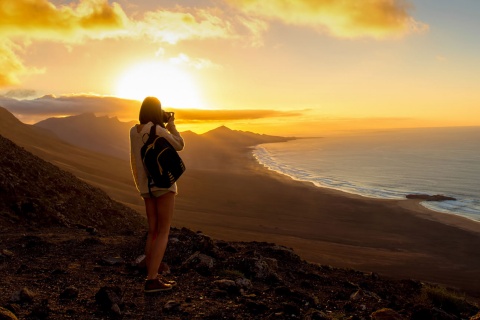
{"left": 0, "top": 95, "right": 302, "bottom": 123}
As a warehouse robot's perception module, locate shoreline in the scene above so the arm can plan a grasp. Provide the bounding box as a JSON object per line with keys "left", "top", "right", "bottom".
{"left": 250, "top": 148, "right": 480, "bottom": 235}
{"left": 252, "top": 144, "right": 480, "bottom": 228}
{"left": 174, "top": 144, "right": 480, "bottom": 294}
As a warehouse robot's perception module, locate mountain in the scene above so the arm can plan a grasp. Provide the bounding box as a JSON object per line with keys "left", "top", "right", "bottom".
{"left": 30, "top": 112, "right": 296, "bottom": 172}
{"left": 35, "top": 113, "right": 136, "bottom": 160}
{"left": 202, "top": 125, "right": 295, "bottom": 146}
{"left": 0, "top": 134, "right": 144, "bottom": 233}
{"left": 0, "top": 107, "right": 143, "bottom": 212}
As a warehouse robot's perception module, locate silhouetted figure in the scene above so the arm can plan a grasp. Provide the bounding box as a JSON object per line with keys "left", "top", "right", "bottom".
{"left": 129, "top": 96, "right": 184, "bottom": 293}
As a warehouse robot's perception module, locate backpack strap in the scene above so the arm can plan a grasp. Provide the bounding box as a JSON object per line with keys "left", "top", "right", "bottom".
{"left": 147, "top": 124, "right": 157, "bottom": 144}
{"left": 146, "top": 124, "right": 157, "bottom": 198}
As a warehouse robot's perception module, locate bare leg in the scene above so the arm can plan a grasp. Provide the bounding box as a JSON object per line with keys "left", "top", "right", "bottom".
{"left": 144, "top": 192, "right": 175, "bottom": 280}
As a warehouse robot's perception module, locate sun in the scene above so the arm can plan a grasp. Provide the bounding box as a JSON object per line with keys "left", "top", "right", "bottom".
{"left": 115, "top": 61, "right": 204, "bottom": 109}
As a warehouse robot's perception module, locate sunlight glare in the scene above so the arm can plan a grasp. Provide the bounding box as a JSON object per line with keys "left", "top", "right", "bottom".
{"left": 115, "top": 61, "right": 204, "bottom": 109}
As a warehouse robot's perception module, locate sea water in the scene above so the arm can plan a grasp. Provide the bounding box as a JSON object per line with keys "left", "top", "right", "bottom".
{"left": 253, "top": 127, "right": 480, "bottom": 222}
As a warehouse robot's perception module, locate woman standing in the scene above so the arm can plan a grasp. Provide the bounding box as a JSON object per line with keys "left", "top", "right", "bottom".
{"left": 129, "top": 96, "right": 184, "bottom": 293}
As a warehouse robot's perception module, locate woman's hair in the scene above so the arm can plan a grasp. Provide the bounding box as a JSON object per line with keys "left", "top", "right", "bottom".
{"left": 139, "top": 96, "right": 165, "bottom": 128}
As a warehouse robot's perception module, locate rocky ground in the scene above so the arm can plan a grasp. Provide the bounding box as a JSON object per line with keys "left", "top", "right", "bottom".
{"left": 1, "top": 225, "right": 480, "bottom": 320}
{"left": 1, "top": 134, "right": 480, "bottom": 319}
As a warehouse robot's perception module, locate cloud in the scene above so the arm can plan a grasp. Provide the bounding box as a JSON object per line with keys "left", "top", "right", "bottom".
{"left": 0, "top": 95, "right": 301, "bottom": 124}
{"left": 174, "top": 109, "right": 300, "bottom": 121}
{"left": 0, "top": 0, "right": 128, "bottom": 41}
{"left": 0, "top": 0, "right": 129, "bottom": 87}
{"left": 225, "top": 0, "right": 429, "bottom": 39}
{"left": 0, "top": 1, "right": 238, "bottom": 87}
{"left": 136, "top": 8, "right": 235, "bottom": 44}
{"left": 169, "top": 53, "right": 221, "bottom": 70}
{"left": 0, "top": 40, "right": 26, "bottom": 86}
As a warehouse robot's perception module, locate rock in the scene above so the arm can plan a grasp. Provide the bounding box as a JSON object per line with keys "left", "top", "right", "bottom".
{"left": 29, "top": 299, "right": 50, "bottom": 319}
{"left": 213, "top": 279, "right": 239, "bottom": 294}
{"left": 245, "top": 300, "right": 269, "bottom": 314}
{"left": 0, "top": 307, "right": 18, "bottom": 320}
{"left": 371, "top": 308, "right": 404, "bottom": 320}
{"left": 99, "top": 256, "right": 125, "bottom": 266}
{"left": 110, "top": 303, "right": 121, "bottom": 316}
{"left": 250, "top": 257, "right": 280, "bottom": 282}
{"left": 163, "top": 300, "right": 181, "bottom": 312}
{"left": 11, "top": 287, "right": 36, "bottom": 303}
{"left": 282, "top": 302, "right": 301, "bottom": 315}
{"left": 305, "top": 309, "right": 329, "bottom": 320}
{"left": 1, "top": 249, "right": 14, "bottom": 258}
{"left": 59, "top": 286, "right": 79, "bottom": 300}
{"left": 274, "top": 286, "right": 292, "bottom": 296}
{"left": 182, "top": 251, "right": 215, "bottom": 275}
{"left": 235, "top": 277, "right": 253, "bottom": 290}
{"left": 95, "top": 286, "right": 123, "bottom": 314}
{"left": 350, "top": 289, "right": 381, "bottom": 302}
{"left": 470, "top": 312, "right": 480, "bottom": 320}
{"left": 134, "top": 254, "right": 146, "bottom": 268}
{"left": 406, "top": 194, "right": 456, "bottom": 201}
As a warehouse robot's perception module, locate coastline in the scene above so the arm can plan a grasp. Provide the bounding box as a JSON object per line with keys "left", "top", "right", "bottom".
{"left": 254, "top": 149, "right": 480, "bottom": 235}
{"left": 174, "top": 143, "right": 480, "bottom": 294}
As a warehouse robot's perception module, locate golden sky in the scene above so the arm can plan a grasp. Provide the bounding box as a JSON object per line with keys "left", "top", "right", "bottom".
{"left": 1, "top": 0, "right": 479, "bottom": 135}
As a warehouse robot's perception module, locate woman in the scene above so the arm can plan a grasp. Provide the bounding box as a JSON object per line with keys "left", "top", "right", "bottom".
{"left": 129, "top": 96, "right": 185, "bottom": 293}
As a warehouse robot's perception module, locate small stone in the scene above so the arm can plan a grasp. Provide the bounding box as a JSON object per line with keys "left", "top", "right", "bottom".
{"left": 59, "top": 286, "right": 79, "bottom": 300}
{"left": 371, "top": 308, "right": 403, "bottom": 320}
{"left": 0, "top": 307, "right": 18, "bottom": 320}
{"left": 19, "top": 287, "right": 36, "bottom": 303}
{"left": 350, "top": 289, "right": 364, "bottom": 301}
{"left": 1, "top": 249, "right": 14, "bottom": 257}
{"left": 163, "top": 300, "right": 181, "bottom": 312}
{"left": 213, "top": 279, "right": 236, "bottom": 290}
{"left": 86, "top": 226, "right": 97, "bottom": 235}
{"left": 182, "top": 251, "right": 215, "bottom": 275}
{"left": 235, "top": 277, "right": 253, "bottom": 290}
{"left": 95, "top": 286, "right": 123, "bottom": 312}
{"left": 100, "top": 256, "right": 125, "bottom": 266}
{"left": 470, "top": 312, "right": 480, "bottom": 320}
{"left": 274, "top": 286, "right": 292, "bottom": 296}
{"left": 110, "top": 303, "right": 121, "bottom": 316}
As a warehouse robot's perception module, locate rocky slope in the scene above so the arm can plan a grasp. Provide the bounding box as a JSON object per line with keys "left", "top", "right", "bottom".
{"left": 1, "top": 135, "right": 479, "bottom": 320}
{"left": 0, "top": 134, "right": 144, "bottom": 234}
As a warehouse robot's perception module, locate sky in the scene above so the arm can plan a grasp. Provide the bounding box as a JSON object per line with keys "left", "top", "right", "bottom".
{"left": 1, "top": 0, "right": 479, "bottom": 135}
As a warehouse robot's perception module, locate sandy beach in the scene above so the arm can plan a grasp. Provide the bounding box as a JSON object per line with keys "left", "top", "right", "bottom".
{"left": 173, "top": 143, "right": 480, "bottom": 295}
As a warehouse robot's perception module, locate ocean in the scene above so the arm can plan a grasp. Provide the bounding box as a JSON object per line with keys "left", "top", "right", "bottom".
{"left": 253, "top": 127, "right": 480, "bottom": 222}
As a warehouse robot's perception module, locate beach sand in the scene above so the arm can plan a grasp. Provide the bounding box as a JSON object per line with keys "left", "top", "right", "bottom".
{"left": 173, "top": 144, "right": 480, "bottom": 295}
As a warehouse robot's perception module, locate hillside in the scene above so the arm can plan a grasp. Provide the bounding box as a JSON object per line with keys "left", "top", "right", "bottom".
{"left": 1, "top": 136, "right": 478, "bottom": 319}
{"left": 0, "top": 134, "right": 144, "bottom": 233}
{"left": 35, "top": 113, "right": 135, "bottom": 160}
{"left": 0, "top": 107, "right": 143, "bottom": 212}
{"left": 33, "top": 113, "right": 295, "bottom": 162}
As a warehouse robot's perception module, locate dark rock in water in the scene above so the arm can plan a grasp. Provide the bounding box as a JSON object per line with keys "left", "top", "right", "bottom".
{"left": 406, "top": 194, "right": 457, "bottom": 201}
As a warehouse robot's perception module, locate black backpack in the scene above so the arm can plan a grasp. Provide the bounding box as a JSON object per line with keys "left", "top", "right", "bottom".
{"left": 140, "top": 124, "right": 185, "bottom": 195}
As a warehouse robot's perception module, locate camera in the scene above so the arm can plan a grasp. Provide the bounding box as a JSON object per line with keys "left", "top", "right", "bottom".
{"left": 162, "top": 111, "right": 174, "bottom": 123}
